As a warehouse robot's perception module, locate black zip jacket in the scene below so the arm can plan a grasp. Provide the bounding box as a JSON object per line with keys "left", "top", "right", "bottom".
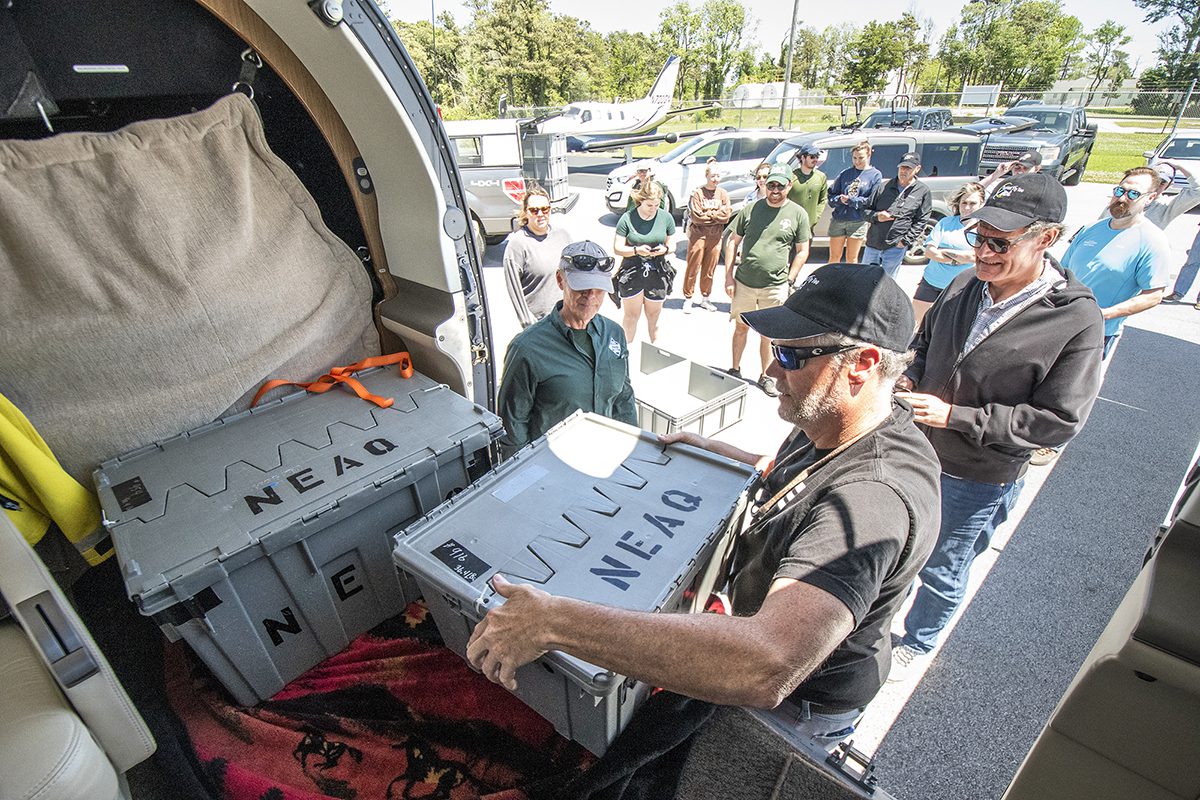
{"left": 905, "top": 262, "right": 1105, "bottom": 484}
{"left": 864, "top": 178, "right": 932, "bottom": 250}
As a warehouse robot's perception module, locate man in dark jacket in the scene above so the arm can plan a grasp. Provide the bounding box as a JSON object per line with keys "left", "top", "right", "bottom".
{"left": 862, "top": 151, "right": 932, "bottom": 277}
{"left": 888, "top": 172, "right": 1105, "bottom": 680}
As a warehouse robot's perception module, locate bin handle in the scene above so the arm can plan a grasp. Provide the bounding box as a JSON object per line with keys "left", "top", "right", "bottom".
{"left": 251, "top": 352, "right": 414, "bottom": 409}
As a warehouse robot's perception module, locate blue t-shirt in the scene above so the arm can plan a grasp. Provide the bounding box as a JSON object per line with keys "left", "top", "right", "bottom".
{"left": 1062, "top": 219, "right": 1172, "bottom": 336}
{"left": 921, "top": 216, "right": 975, "bottom": 290}
{"left": 828, "top": 166, "right": 882, "bottom": 222}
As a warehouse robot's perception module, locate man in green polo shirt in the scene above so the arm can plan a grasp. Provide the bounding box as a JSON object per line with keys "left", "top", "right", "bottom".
{"left": 498, "top": 240, "right": 637, "bottom": 458}
{"left": 723, "top": 162, "right": 811, "bottom": 397}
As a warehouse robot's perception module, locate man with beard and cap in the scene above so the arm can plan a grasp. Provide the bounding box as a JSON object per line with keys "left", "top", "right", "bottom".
{"left": 497, "top": 240, "right": 636, "bottom": 459}
{"left": 1061, "top": 166, "right": 1172, "bottom": 362}
{"left": 467, "top": 263, "right": 941, "bottom": 751}
{"left": 889, "top": 172, "right": 1105, "bottom": 679}
{"left": 981, "top": 149, "right": 1042, "bottom": 192}
{"left": 1104, "top": 161, "right": 1200, "bottom": 233}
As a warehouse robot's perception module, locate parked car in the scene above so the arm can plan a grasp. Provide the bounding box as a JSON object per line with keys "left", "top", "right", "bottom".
{"left": 860, "top": 107, "right": 954, "bottom": 131}
{"left": 719, "top": 129, "right": 984, "bottom": 264}
{"left": 978, "top": 104, "right": 1097, "bottom": 185}
{"left": 604, "top": 128, "right": 792, "bottom": 216}
{"left": 1143, "top": 129, "right": 1200, "bottom": 194}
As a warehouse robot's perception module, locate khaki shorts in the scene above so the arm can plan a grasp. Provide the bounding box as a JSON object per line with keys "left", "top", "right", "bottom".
{"left": 828, "top": 218, "right": 869, "bottom": 239}
{"left": 730, "top": 280, "right": 788, "bottom": 321}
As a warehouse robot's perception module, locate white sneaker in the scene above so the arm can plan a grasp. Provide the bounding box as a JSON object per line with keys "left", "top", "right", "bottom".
{"left": 698, "top": 297, "right": 718, "bottom": 312}
{"left": 683, "top": 297, "right": 694, "bottom": 314}
{"left": 887, "top": 643, "right": 929, "bottom": 683}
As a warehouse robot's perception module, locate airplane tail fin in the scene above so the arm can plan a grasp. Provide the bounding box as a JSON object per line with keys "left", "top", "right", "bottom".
{"left": 646, "top": 56, "right": 681, "bottom": 105}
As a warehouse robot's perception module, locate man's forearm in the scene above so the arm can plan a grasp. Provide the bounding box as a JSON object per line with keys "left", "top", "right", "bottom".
{"left": 789, "top": 243, "right": 810, "bottom": 281}
{"left": 1102, "top": 289, "right": 1164, "bottom": 321}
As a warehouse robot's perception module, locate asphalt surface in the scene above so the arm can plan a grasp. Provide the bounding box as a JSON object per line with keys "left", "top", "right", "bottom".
{"left": 482, "top": 161, "right": 1200, "bottom": 800}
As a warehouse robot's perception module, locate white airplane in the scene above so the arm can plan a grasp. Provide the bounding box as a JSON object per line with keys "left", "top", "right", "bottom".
{"left": 535, "top": 56, "right": 715, "bottom": 150}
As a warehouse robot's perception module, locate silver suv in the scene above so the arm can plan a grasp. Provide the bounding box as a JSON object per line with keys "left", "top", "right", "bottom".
{"left": 720, "top": 128, "right": 984, "bottom": 263}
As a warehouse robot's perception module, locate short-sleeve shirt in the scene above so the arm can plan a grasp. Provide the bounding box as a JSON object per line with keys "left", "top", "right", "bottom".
{"left": 730, "top": 200, "right": 810, "bottom": 288}
{"left": 921, "top": 215, "right": 975, "bottom": 290}
{"left": 616, "top": 208, "right": 676, "bottom": 248}
{"left": 1061, "top": 219, "right": 1172, "bottom": 336}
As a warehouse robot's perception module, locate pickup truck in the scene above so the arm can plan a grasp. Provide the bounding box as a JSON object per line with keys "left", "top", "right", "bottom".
{"left": 978, "top": 104, "right": 1097, "bottom": 185}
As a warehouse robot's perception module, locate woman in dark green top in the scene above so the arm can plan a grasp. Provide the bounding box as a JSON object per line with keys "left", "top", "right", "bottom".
{"left": 613, "top": 182, "right": 676, "bottom": 344}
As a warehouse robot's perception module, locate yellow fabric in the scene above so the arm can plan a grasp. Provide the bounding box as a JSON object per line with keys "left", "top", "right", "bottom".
{"left": 0, "top": 393, "right": 109, "bottom": 566}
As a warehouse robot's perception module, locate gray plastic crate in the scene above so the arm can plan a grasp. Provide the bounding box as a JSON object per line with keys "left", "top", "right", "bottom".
{"left": 392, "top": 411, "right": 756, "bottom": 755}
{"left": 94, "top": 367, "right": 502, "bottom": 705}
{"left": 632, "top": 342, "right": 747, "bottom": 437}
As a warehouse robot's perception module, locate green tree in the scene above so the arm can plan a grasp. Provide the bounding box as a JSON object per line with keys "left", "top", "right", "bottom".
{"left": 391, "top": 14, "right": 464, "bottom": 107}
{"left": 817, "top": 24, "right": 858, "bottom": 92}
{"left": 657, "top": 2, "right": 703, "bottom": 101}
{"left": 1134, "top": 0, "right": 1200, "bottom": 85}
{"left": 841, "top": 20, "right": 906, "bottom": 94}
{"left": 695, "top": 0, "right": 749, "bottom": 100}
{"left": 603, "top": 32, "right": 667, "bottom": 101}
{"left": 1082, "top": 21, "right": 1132, "bottom": 104}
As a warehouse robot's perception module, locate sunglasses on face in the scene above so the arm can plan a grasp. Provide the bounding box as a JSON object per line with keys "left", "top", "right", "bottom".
{"left": 755, "top": 175, "right": 769, "bottom": 181}
{"left": 766, "top": 181, "right": 787, "bottom": 191}
{"left": 771, "top": 343, "right": 857, "bottom": 371}
{"left": 963, "top": 228, "right": 1038, "bottom": 254}
{"left": 1112, "top": 186, "right": 1144, "bottom": 200}
{"left": 528, "top": 205, "right": 551, "bottom": 215}
{"left": 567, "top": 253, "right": 615, "bottom": 273}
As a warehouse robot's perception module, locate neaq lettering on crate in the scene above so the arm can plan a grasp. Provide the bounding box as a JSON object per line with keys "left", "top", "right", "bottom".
{"left": 589, "top": 489, "right": 701, "bottom": 592}
{"left": 260, "top": 563, "right": 365, "bottom": 646}
{"left": 242, "top": 437, "right": 399, "bottom": 516}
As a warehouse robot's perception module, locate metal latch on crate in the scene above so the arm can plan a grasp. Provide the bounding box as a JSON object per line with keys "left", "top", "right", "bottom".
{"left": 302, "top": 501, "right": 340, "bottom": 523}
{"left": 826, "top": 740, "right": 879, "bottom": 793}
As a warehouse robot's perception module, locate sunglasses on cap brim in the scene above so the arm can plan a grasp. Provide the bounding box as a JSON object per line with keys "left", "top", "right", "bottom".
{"left": 566, "top": 253, "right": 615, "bottom": 272}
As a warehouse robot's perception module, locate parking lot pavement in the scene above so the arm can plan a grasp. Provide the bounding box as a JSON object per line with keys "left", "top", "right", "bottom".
{"left": 480, "top": 180, "right": 1200, "bottom": 797}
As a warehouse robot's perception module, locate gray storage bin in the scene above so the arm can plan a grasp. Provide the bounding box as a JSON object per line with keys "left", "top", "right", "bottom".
{"left": 633, "top": 342, "right": 747, "bottom": 437}
{"left": 392, "top": 411, "right": 756, "bottom": 755}
{"left": 94, "top": 367, "right": 502, "bottom": 706}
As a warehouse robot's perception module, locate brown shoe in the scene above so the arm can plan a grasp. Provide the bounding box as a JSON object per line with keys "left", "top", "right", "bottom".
{"left": 1030, "top": 447, "right": 1060, "bottom": 466}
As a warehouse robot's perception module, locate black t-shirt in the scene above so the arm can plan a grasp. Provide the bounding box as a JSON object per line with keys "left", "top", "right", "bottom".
{"left": 727, "top": 404, "right": 941, "bottom": 711}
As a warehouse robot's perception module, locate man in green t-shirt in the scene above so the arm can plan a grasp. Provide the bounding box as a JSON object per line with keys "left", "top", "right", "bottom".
{"left": 788, "top": 142, "right": 828, "bottom": 253}
{"left": 722, "top": 162, "right": 810, "bottom": 397}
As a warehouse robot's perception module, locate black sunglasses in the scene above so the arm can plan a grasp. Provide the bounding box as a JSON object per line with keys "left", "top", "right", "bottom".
{"left": 963, "top": 228, "right": 1039, "bottom": 254}
{"left": 567, "top": 253, "right": 615, "bottom": 272}
{"left": 771, "top": 343, "right": 857, "bottom": 371}
{"left": 527, "top": 205, "right": 551, "bottom": 214}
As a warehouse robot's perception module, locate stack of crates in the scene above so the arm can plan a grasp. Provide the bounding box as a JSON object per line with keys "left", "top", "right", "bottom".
{"left": 392, "top": 412, "right": 757, "bottom": 755}
{"left": 631, "top": 342, "right": 747, "bottom": 437}
{"left": 95, "top": 367, "right": 502, "bottom": 706}
{"left": 521, "top": 132, "right": 569, "bottom": 202}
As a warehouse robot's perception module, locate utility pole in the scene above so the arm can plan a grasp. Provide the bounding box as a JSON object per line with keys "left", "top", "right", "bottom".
{"left": 779, "top": 0, "right": 801, "bottom": 128}
{"left": 1170, "top": 78, "right": 1197, "bottom": 138}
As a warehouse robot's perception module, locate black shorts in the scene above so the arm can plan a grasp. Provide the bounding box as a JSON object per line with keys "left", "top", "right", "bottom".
{"left": 913, "top": 278, "right": 943, "bottom": 303}
{"left": 616, "top": 256, "right": 675, "bottom": 302}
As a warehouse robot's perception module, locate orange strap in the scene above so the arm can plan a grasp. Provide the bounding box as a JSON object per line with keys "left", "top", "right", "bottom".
{"left": 251, "top": 352, "right": 414, "bottom": 409}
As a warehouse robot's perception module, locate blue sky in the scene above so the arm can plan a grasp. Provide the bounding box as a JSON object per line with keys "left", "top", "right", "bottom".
{"left": 389, "top": 0, "right": 1171, "bottom": 80}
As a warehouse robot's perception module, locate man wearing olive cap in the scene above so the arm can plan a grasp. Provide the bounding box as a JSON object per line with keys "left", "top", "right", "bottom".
{"left": 469, "top": 263, "right": 940, "bottom": 750}
{"left": 497, "top": 240, "right": 636, "bottom": 458}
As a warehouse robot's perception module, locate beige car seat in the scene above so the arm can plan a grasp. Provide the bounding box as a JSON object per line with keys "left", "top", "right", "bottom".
{"left": 0, "top": 513, "right": 155, "bottom": 800}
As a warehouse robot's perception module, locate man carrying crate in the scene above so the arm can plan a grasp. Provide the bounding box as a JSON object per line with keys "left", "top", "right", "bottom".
{"left": 468, "top": 263, "right": 941, "bottom": 750}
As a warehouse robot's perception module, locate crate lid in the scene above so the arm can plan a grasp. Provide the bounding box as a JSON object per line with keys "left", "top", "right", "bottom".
{"left": 95, "top": 368, "right": 501, "bottom": 605}
{"left": 394, "top": 411, "right": 756, "bottom": 692}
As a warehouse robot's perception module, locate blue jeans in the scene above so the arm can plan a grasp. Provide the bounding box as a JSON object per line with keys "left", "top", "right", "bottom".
{"left": 771, "top": 699, "right": 866, "bottom": 753}
{"left": 861, "top": 244, "right": 906, "bottom": 278}
{"left": 1169, "top": 226, "right": 1200, "bottom": 301}
{"left": 901, "top": 473, "right": 1025, "bottom": 653}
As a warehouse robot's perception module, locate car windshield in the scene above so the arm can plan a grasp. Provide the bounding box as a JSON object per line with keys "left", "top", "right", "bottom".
{"left": 1161, "top": 137, "right": 1200, "bottom": 159}
{"left": 660, "top": 137, "right": 707, "bottom": 163}
{"left": 1015, "top": 111, "right": 1072, "bottom": 133}
{"left": 865, "top": 111, "right": 914, "bottom": 126}
{"left": 765, "top": 141, "right": 800, "bottom": 167}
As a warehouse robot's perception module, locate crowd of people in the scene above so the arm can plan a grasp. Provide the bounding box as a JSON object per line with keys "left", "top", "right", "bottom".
{"left": 487, "top": 142, "right": 1200, "bottom": 756}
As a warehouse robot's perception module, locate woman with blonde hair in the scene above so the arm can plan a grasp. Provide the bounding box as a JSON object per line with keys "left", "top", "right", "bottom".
{"left": 503, "top": 184, "right": 572, "bottom": 327}
{"left": 613, "top": 181, "right": 676, "bottom": 343}
{"left": 683, "top": 158, "right": 732, "bottom": 312}
{"left": 910, "top": 181, "right": 986, "bottom": 328}
{"left": 827, "top": 140, "right": 881, "bottom": 264}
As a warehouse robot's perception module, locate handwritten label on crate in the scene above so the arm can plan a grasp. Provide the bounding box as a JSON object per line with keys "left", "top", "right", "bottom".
{"left": 432, "top": 538, "right": 491, "bottom": 584}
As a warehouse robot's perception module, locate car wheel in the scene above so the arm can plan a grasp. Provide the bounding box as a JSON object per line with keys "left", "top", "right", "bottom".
{"left": 1063, "top": 150, "right": 1090, "bottom": 186}
{"left": 903, "top": 214, "right": 942, "bottom": 266}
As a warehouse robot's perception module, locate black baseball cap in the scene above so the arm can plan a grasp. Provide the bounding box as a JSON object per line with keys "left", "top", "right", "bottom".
{"left": 1015, "top": 150, "right": 1042, "bottom": 168}
{"left": 799, "top": 142, "right": 822, "bottom": 157}
{"left": 898, "top": 151, "right": 921, "bottom": 168}
{"left": 742, "top": 263, "right": 914, "bottom": 353}
{"left": 964, "top": 172, "right": 1067, "bottom": 231}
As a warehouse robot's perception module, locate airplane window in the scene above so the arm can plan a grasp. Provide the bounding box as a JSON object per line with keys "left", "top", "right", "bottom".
{"left": 620, "top": 111, "right": 625, "bottom": 120}
{"left": 581, "top": 110, "right": 592, "bottom": 123}
{"left": 607, "top": 112, "right": 613, "bottom": 120}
